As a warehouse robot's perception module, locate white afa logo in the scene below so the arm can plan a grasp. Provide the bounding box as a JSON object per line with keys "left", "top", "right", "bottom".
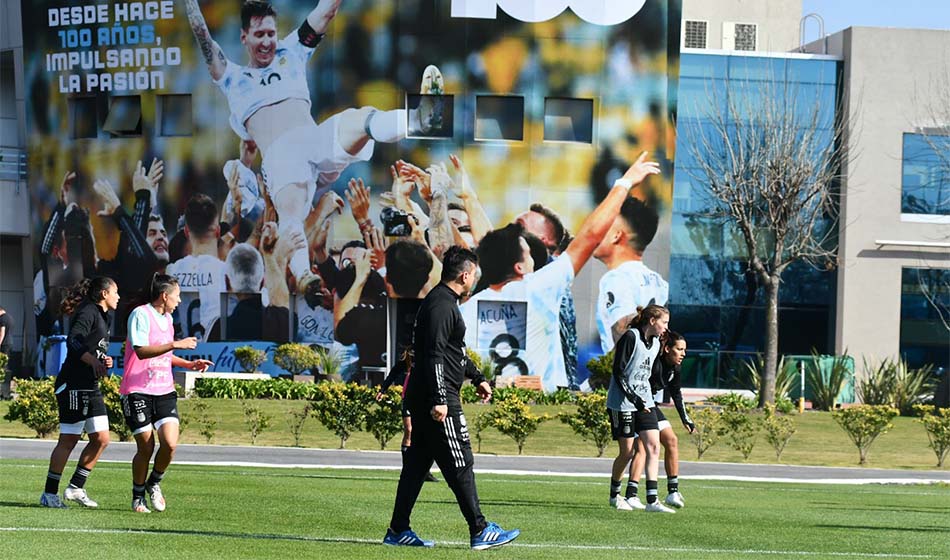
{"left": 450, "top": 0, "right": 647, "bottom": 26}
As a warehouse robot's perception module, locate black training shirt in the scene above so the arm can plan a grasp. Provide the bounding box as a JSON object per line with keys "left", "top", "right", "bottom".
{"left": 56, "top": 301, "right": 111, "bottom": 391}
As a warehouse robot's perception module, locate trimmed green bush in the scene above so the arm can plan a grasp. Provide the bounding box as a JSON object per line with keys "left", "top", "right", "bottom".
{"left": 488, "top": 393, "right": 549, "bottom": 454}
{"left": 234, "top": 346, "right": 267, "bottom": 373}
{"left": 833, "top": 405, "right": 898, "bottom": 465}
{"left": 559, "top": 391, "right": 611, "bottom": 457}
{"left": 585, "top": 351, "right": 614, "bottom": 391}
{"left": 273, "top": 343, "right": 319, "bottom": 376}
{"left": 720, "top": 407, "right": 761, "bottom": 461}
{"left": 310, "top": 382, "right": 373, "bottom": 448}
{"left": 4, "top": 378, "right": 58, "bottom": 438}
{"left": 365, "top": 385, "right": 403, "bottom": 450}
{"left": 914, "top": 405, "right": 950, "bottom": 467}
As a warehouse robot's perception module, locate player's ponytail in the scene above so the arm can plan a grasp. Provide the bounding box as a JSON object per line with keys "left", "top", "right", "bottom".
{"left": 60, "top": 276, "right": 115, "bottom": 316}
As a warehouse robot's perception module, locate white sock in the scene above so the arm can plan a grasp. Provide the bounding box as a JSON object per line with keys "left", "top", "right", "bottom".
{"left": 367, "top": 109, "right": 407, "bottom": 143}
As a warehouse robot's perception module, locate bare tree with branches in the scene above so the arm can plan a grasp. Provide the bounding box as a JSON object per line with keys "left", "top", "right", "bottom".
{"left": 681, "top": 70, "right": 850, "bottom": 406}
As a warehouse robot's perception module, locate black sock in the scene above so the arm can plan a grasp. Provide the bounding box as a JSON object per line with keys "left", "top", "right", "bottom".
{"left": 133, "top": 484, "right": 146, "bottom": 500}
{"left": 625, "top": 480, "right": 639, "bottom": 499}
{"left": 68, "top": 466, "right": 91, "bottom": 489}
{"left": 146, "top": 469, "right": 165, "bottom": 489}
{"left": 45, "top": 471, "right": 62, "bottom": 495}
{"left": 610, "top": 478, "right": 622, "bottom": 498}
{"left": 646, "top": 480, "right": 658, "bottom": 504}
{"left": 668, "top": 476, "right": 679, "bottom": 494}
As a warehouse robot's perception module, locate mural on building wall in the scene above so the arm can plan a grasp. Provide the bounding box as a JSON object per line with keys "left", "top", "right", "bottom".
{"left": 23, "top": 0, "right": 680, "bottom": 386}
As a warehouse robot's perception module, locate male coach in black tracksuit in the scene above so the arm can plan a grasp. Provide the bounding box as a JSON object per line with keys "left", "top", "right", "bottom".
{"left": 386, "top": 246, "right": 520, "bottom": 550}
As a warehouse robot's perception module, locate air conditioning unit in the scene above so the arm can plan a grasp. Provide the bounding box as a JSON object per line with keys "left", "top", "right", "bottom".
{"left": 723, "top": 21, "right": 757, "bottom": 51}
{"left": 683, "top": 19, "right": 708, "bottom": 49}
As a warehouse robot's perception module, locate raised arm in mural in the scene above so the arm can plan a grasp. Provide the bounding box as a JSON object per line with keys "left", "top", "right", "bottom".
{"left": 448, "top": 154, "right": 492, "bottom": 246}
{"left": 183, "top": 0, "right": 228, "bottom": 80}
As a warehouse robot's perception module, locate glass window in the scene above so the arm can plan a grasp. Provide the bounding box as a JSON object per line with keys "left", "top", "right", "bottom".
{"left": 728, "top": 56, "right": 785, "bottom": 82}
{"left": 158, "top": 94, "right": 193, "bottom": 137}
{"left": 543, "top": 98, "right": 593, "bottom": 143}
{"left": 475, "top": 95, "right": 524, "bottom": 141}
{"left": 900, "top": 267, "right": 950, "bottom": 371}
{"left": 103, "top": 95, "right": 142, "bottom": 137}
{"left": 902, "top": 133, "right": 950, "bottom": 216}
{"left": 406, "top": 93, "right": 454, "bottom": 139}
{"left": 680, "top": 53, "right": 727, "bottom": 80}
{"left": 669, "top": 256, "right": 722, "bottom": 305}
{"left": 69, "top": 97, "right": 98, "bottom": 139}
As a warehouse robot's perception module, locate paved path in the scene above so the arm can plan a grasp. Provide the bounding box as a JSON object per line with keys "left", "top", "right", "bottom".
{"left": 3, "top": 437, "right": 947, "bottom": 484}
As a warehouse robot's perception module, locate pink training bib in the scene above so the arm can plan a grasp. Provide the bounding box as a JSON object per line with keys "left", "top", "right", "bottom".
{"left": 120, "top": 304, "right": 175, "bottom": 396}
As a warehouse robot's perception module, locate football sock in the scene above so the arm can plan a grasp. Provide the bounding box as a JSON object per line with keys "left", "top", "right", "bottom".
{"left": 667, "top": 475, "right": 679, "bottom": 494}
{"left": 45, "top": 470, "right": 62, "bottom": 495}
{"left": 610, "top": 478, "right": 622, "bottom": 498}
{"left": 68, "top": 466, "right": 91, "bottom": 489}
{"left": 133, "top": 483, "right": 147, "bottom": 500}
{"left": 366, "top": 109, "right": 407, "bottom": 143}
{"left": 646, "top": 480, "right": 659, "bottom": 504}
{"left": 147, "top": 469, "right": 165, "bottom": 489}
{"left": 625, "top": 480, "right": 639, "bottom": 499}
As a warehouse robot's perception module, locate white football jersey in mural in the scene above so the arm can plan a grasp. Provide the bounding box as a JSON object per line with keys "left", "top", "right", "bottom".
{"left": 166, "top": 254, "right": 227, "bottom": 342}
{"left": 214, "top": 33, "right": 316, "bottom": 140}
{"left": 460, "top": 253, "right": 574, "bottom": 391}
{"left": 596, "top": 260, "right": 668, "bottom": 354}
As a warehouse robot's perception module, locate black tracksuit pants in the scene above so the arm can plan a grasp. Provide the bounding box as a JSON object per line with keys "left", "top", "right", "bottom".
{"left": 389, "top": 408, "right": 487, "bottom": 537}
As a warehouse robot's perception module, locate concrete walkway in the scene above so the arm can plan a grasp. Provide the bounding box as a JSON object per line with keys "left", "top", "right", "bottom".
{"left": 2, "top": 437, "right": 947, "bottom": 484}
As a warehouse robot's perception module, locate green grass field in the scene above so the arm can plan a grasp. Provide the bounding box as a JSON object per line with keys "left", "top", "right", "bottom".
{"left": 0, "top": 460, "right": 948, "bottom": 559}
{"left": 2, "top": 399, "right": 947, "bottom": 469}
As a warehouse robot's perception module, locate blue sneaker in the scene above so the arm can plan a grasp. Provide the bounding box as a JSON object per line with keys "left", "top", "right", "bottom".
{"left": 471, "top": 521, "right": 520, "bottom": 550}
{"left": 383, "top": 528, "right": 435, "bottom": 547}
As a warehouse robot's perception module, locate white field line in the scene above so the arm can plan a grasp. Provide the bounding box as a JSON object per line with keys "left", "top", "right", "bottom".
{"left": 3, "top": 459, "right": 949, "bottom": 487}
{"left": 0, "top": 527, "right": 935, "bottom": 558}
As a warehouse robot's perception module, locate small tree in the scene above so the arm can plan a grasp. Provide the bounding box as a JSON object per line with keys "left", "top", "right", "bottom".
{"left": 472, "top": 410, "right": 493, "bottom": 454}
{"left": 3, "top": 378, "right": 59, "bottom": 438}
{"left": 559, "top": 392, "right": 612, "bottom": 457}
{"left": 273, "top": 343, "right": 319, "bottom": 376}
{"left": 689, "top": 407, "right": 722, "bottom": 460}
{"left": 833, "top": 405, "right": 898, "bottom": 465}
{"left": 683, "top": 69, "right": 849, "bottom": 406}
{"left": 310, "top": 382, "right": 372, "bottom": 448}
{"left": 287, "top": 404, "right": 310, "bottom": 447}
{"left": 763, "top": 403, "right": 796, "bottom": 461}
{"left": 720, "top": 406, "right": 761, "bottom": 461}
{"left": 234, "top": 346, "right": 267, "bottom": 373}
{"left": 914, "top": 405, "right": 950, "bottom": 467}
{"left": 242, "top": 401, "right": 271, "bottom": 445}
{"left": 188, "top": 399, "right": 218, "bottom": 443}
{"left": 585, "top": 352, "right": 614, "bottom": 391}
{"left": 489, "top": 394, "right": 549, "bottom": 454}
{"left": 365, "top": 386, "right": 403, "bottom": 450}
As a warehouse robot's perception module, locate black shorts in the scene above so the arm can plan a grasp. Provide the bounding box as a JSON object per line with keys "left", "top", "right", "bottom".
{"left": 401, "top": 401, "right": 411, "bottom": 419}
{"left": 122, "top": 392, "right": 179, "bottom": 435}
{"left": 609, "top": 408, "right": 659, "bottom": 440}
{"left": 56, "top": 388, "right": 108, "bottom": 425}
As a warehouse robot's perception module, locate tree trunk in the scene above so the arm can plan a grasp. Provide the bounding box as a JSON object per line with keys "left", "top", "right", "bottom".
{"left": 759, "top": 277, "right": 780, "bottom": 407}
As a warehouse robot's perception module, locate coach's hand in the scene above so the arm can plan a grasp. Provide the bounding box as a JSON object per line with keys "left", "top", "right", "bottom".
{"left": 431, "top": 404, "right": 448, "bottom": 423}
{"left": 476, "top": 381, "right": 492, "bottom": 402}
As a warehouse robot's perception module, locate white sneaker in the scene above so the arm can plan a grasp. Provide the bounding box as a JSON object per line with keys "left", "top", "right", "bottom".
{"left": 132, "top": 497, "right": 151, "bottom": 513}
{"left": 148, "top": 484, "right": 166, "bottom": 512}
{"left": 609, "top": 496, "right": 634, "bottom": 510}
{"left": 665, "top": 491, "right": 685, "bottom": 508}
{"left": 64, "top": 486, "right": 98, "bottom": 508}
{"left": 625, "top": 496, "right": 646, "bottom": 510}
{"left": 40, "top": 492, "right": 67, "bottom": 509}
{"left": 645, "top": 501, "right": 676, "bottom": 513}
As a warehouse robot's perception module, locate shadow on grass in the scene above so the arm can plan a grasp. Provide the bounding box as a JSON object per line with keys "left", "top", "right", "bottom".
{"left": 419, "top": 498, "right": 602, "bottom": 511}
{"left": 816, "top": 524, "right": 950, "bottom": 533}
{"left": 811, "top": 502, "right": 950, "bottom": 515}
